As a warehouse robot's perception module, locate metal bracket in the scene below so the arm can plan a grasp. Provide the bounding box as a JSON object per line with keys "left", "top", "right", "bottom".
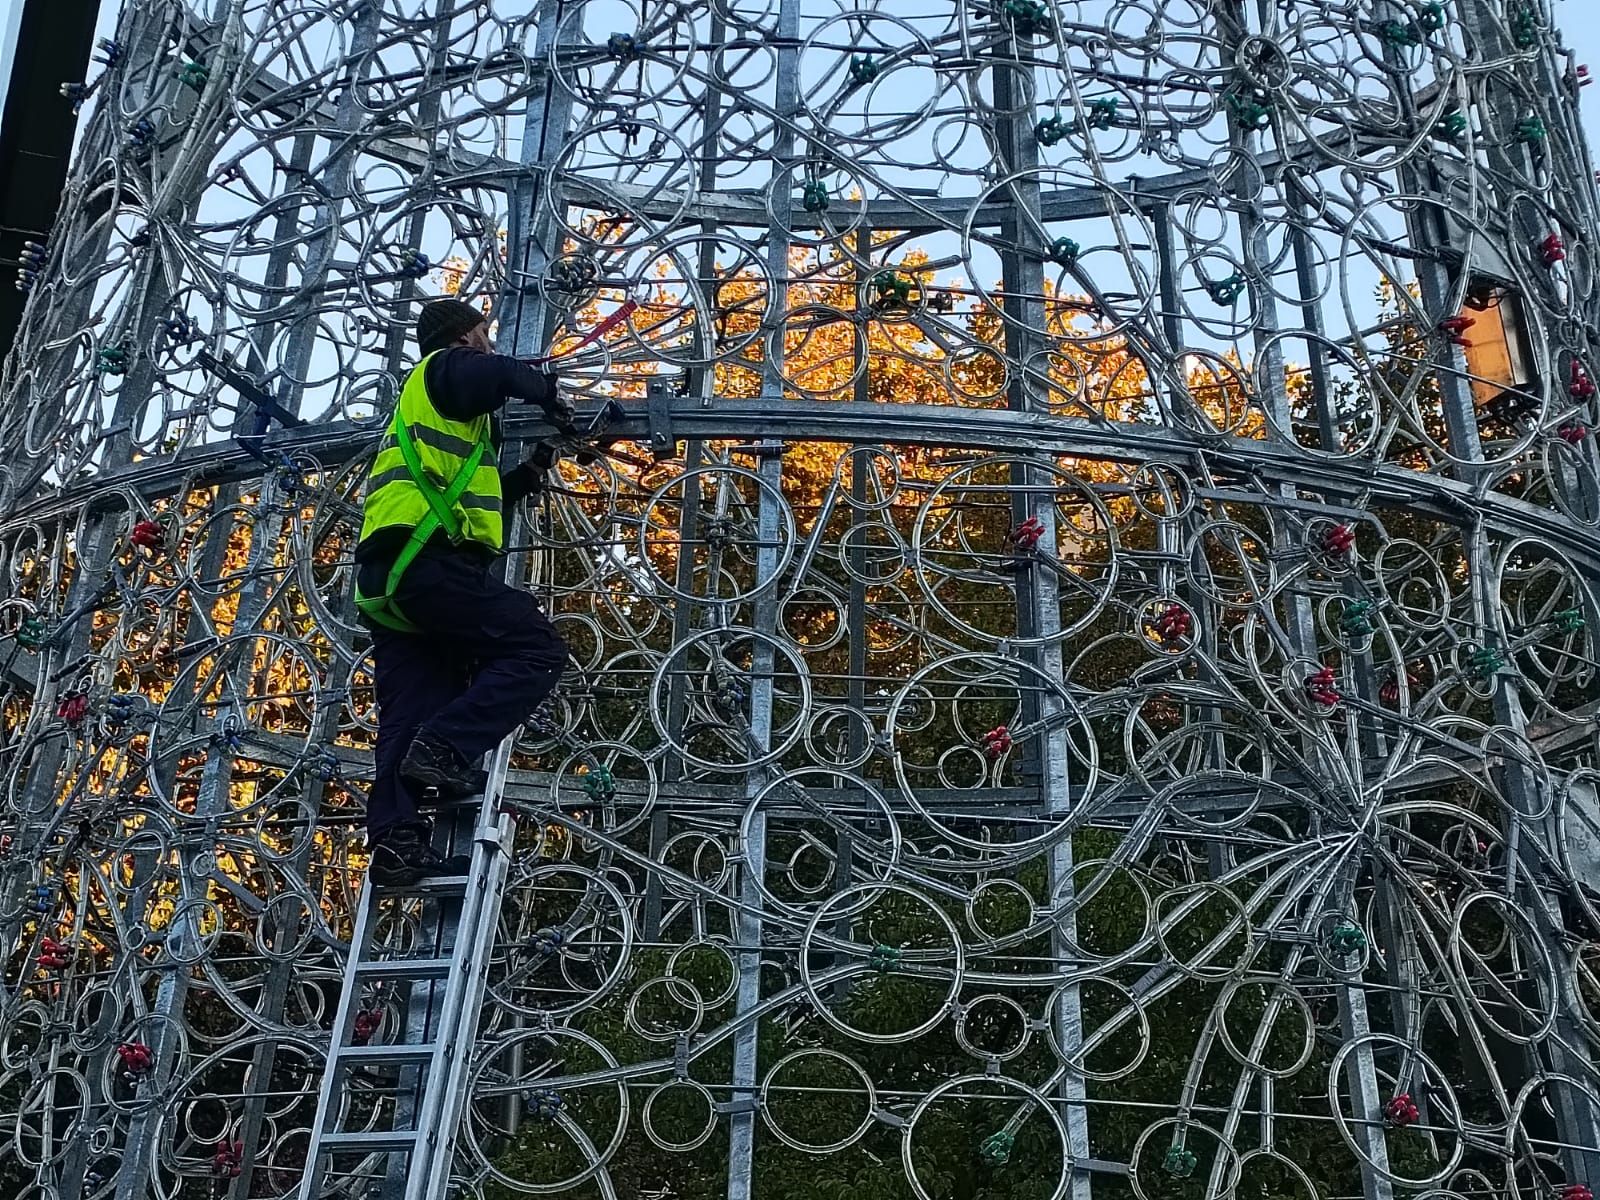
{"left": 1081, "top": 1158, "right": 1133, "bottom": 1177}
{"left": 647, "top": 380, "right": 678, "bottom": 460}
{"left": 192, "top": 349, "right": 306, "bottom": 430}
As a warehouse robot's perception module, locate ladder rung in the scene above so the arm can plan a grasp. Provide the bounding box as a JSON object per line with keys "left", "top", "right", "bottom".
{"left": 337, "top": 1043, "right": 438, "bottom": 1066}
{"left": 376, "top": 875, "right": 469, "bottom": 896}
{"left": 318, "top": 1129, "right": 420, "bottom": 1152}
{"left": 354, "top": 957, "right": 454, "bottom": 980}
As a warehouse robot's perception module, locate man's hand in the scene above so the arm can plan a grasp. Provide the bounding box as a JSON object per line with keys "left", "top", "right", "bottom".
{"left": 545, "top": 392, "right": 576, "bottom": 431}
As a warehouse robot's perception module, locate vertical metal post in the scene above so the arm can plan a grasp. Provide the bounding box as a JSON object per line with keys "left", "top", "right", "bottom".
{"left": 989, "top": 18, "right": 1091, "bottom": 1197}
{"left": 725, "top": 4, "right": 799, "bottom": 1195}
{"left": 1416, "top": 0, "right": 1600, "bottom": 1182}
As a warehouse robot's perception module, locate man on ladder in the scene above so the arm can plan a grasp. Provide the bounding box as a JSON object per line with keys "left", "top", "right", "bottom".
{"left": 354, "top": 297, "right": 572, "bottom": 887}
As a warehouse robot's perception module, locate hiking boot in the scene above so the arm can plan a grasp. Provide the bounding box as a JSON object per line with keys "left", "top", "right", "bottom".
{"left": 369, "top": 822, "right": 471, "bottom": 888}
{"left": 400, "top": 729, "right": 483, "bottom": 799}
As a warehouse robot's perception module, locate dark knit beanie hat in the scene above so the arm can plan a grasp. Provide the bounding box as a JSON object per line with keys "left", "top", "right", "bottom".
{"left": 416, "top": 298, "right": 486, "bottom": 356}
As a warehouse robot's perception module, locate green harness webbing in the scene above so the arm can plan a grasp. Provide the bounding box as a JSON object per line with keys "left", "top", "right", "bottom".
{"left": 354, "top": 409, "right": 488, "bottom": 633}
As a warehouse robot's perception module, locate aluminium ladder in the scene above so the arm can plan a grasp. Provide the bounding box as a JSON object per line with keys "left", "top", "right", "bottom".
{"left": 298, "top": 403, "right": 621, "bottom": 1198}
{"left": 299, "top": 734, "right": 517, "bottom": 1200}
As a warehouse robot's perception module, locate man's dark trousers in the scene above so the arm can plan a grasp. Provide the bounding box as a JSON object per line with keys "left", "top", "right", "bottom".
{"left": 359, "top": 546, "right": 567, "bottom": 842}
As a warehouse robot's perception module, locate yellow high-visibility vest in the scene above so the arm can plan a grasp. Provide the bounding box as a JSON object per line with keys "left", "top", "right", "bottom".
{"left": 354, "top": 353, "right": 502, "bottom": 631}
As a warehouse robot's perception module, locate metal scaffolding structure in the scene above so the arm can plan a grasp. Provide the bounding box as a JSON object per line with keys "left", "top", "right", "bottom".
{"left": 3, "top": 0, "right": 1600, "bottom": 1198}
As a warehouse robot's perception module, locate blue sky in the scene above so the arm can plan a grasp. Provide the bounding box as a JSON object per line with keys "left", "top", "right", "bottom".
{"left": 1554, "top": 1, "right": 1600, "bottom": 145}
{"left": 5, "top": 2, "right": 1600, "bottom": 163}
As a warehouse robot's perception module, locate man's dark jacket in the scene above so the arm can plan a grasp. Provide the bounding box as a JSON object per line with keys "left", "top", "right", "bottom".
{"left": 356, "top": 347, "right": 558, "bottom": 570}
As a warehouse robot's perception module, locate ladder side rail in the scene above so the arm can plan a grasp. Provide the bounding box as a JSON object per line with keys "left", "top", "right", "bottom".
{"left": 300, "top": 879, "right": 382, "bottom": 1200}
{"left": 407, "top": 735, "right": 518, "bottom": 1199}
{"left": 385, "top": 872, "right": 465, "bottom": 1193}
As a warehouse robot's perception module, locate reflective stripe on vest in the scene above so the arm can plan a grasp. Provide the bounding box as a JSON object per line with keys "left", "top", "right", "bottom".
{"left": 358, "top": 351, "right": 503, "bottom": 553}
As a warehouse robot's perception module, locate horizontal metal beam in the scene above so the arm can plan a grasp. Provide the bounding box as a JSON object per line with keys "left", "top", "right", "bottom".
{"left": 6, "top": 397, "right": 1598, "bottom": 577}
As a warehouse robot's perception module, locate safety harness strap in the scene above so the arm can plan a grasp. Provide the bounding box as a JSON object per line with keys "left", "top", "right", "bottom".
{"left": 355, "top": 410, "right": 488, "bottom": 632}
